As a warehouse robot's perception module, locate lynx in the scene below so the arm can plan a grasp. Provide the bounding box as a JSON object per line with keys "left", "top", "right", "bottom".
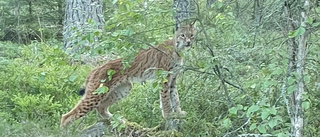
{"left": 60, "top": 22, "right": 197, "bottom": 127}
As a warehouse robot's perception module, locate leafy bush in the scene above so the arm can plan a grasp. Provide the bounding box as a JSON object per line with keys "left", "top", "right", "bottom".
{"left": 0, "top": 41, "right": 91, "bottom": 127}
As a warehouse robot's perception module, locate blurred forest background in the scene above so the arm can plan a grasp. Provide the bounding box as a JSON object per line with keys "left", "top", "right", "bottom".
{"left": 0, "top": 0, "right": 319, "bottom": 136}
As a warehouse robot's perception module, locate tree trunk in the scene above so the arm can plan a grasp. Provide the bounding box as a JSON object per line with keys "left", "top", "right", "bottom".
{"left": 57, "top": 0, "right": 64, "bottom": 39}
{"left": 28, "top": 0, "right": 32, "bottom": 22}
{"left": 57, "top": 0, "right": 64, "bottom": 27}
{"left": 63, "top": 0, "right": 105, "bottom": 55}
{"left": 173, "top": 0, "right": 197, "bottom": 28}
{"left": 253, "top": 0, "right": 263, "bottom": 27}
{"left": 284, "top": 0, "right": 310, "bottom": 136}
{"left": 252, "top": 0, "right": 264, "bottom": 48}
{"left": 292, "top": 1, "right": 309, "bottom": 136}
{"left": 206, "top": 0, "right": 216, "bottom": 8}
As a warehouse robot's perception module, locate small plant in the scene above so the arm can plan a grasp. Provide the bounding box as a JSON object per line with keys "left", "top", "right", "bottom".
{"left": 111, "top": 113, "right": 126, "bottom": 132}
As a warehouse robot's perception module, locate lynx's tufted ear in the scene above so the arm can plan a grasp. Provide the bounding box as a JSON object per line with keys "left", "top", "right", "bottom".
{"left": 190, "top": 20, "right": 196, "bottom": 26}
{"left": 175, "top": 23, "right": 180, "bottom": 31}
{"left": 190, "top": 20, "right": 196, "bottom": 28}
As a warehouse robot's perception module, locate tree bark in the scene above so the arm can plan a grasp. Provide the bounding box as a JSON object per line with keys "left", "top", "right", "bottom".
{"left": 253, "top": 0, "right": 263, "bottom": 27}
{"left": 57, "top": 0, "right": 64, "bottom": 27}
{"left": 173, "top": 0, "right": 197, "bottom": 28}
{"left": 292, "top": 1, "right": 309, "bottom": 136}
{"left": 284, "top": 0, "right": 310, "bottom": 136}
{"left": 206, "top": 0, "right": 216, "bottom": 8}
{"left": 63, "top": 0, "right": 105, "bottom": 54}
{"left": 28, "top": 0, "right": 32, "bottom": 21}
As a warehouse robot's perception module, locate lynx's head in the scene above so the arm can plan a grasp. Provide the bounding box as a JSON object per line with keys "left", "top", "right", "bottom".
{"left": 174, "top": 22, "right": 197, "bottom": 51}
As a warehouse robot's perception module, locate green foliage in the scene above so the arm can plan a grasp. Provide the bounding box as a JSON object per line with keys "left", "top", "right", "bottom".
{"left": 0, "top": 0, "right": 64, "bottom": 43}
{"left": 93, "top": 86, "right": 109, "bottom": 95}
{"left": 110, "top": 114, "right": 126, "bottom": 131}
{"left": 288, "top": 27, "right": 306, "bottom": 38}
{"left": 1, "top": 0, "right": 320, "bottom": 136}
{"left": 0, "top": 41, "right": 90, "bottom": 127}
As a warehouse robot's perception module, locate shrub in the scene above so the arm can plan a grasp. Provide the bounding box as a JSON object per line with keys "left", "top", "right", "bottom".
{"left": 0, "top": 41, "right": 91, "bottom": 127}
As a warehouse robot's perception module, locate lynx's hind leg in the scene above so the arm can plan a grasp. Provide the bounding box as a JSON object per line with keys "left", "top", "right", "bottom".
{"left": 97, "top": 82, "right": 132, "bottom": 120}
{"left": 60, "top": 91, "right": 99, "bottom": 127}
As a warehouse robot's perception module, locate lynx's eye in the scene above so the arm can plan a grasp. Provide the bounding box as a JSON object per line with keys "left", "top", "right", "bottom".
{"left": 190, "top": 34, "right": 194, "bottom": 38}
{"left": 180, "top": 34, "right": 185, "bottom": 38}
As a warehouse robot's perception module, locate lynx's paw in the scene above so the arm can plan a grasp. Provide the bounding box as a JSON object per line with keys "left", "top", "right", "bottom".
{"left": 179, "top": 110, "right": 186, "bottom": 116}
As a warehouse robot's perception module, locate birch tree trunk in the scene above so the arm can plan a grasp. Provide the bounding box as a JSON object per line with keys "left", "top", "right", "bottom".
{"left": 292, "top": 1, "right": 309, "bottom": 136}
{"left": 284, "top": 0, "right": 310, "bottom": 136}
{"left": 63, "top": 0, "right": 105, "bottom": 55}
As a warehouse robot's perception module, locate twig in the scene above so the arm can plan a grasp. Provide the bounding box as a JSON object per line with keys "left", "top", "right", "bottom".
{"left": 223, "top": 118, "right": 250, "bottom": 137}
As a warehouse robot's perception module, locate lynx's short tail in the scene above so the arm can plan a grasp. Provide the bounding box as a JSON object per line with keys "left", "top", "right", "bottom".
{"left": 60, "top": 92, "right": 98, "bottom": 127}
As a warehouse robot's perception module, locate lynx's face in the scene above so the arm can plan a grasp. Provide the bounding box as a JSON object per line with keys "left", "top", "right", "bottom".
{"left": 175, "top": 23, "right": 197, "bottom": 50}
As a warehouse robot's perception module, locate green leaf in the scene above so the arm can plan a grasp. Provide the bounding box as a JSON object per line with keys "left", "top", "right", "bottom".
{"left": 269, "top": 107, "right": 277, "bottom": 115}
{"left": 274, "top": 115, "right": 283, "bottom": 122}
{"left": 237, "top": 104, "right": 243, "bottom": 110}
{"left": 197, "top": 60, "right": 206, "bottom": 68}
{"left": 288, "top": 77, "right": 296, "bottom": 85}
{"left": 296, "top": 27, "right": 306, "bottom": 36}
{"left": 229, "top": 107, "right": 238, "bottom": 115}
{"left": 111, "top": 30, "right": 120, "bottom": 37}
{"left": 247, "top": 105, "right": 259, "bottom": 117}
{"left": 152, "top": 82, "right": 158, "bottom": 88}
{"left": 223, "top": 118, "right": 231, "bottom": 128}
{"left": 306, "top": 17, "right": 313, "bottom": 25}
{"left": 101, "top": 79, "right": 106, "bottom": 83}
{"left": 261, "top": 111, "right": 270, "bottom": 120}
{"left": 289, "top": 27, "right": 305, "bottom": 38}
{"left": 117, "top": 123, "right": 126, "bottom": 131}
{"left": 312, "top": 22, "right": 320, "bottom": 27}
{"left": 258, "top": 124, "right": 267, "bottom": 133}
{"left": 107, "top": 70, "right": 116, "bottom": 81}
{"left": 261, "top": 67, "right": 270, "bottom": 75}
{"left": 277, "top": 133, "right": 287, "bottom": 137}
{"left": 304, "top": 75, "right": 311, "bottom": 83}
{"left": 112, "top": 0, "right": 118, "bottom": 4}
{"left": 302, "top": 101, "right": 310, "bottom": 110}
{"left": 288, "top": 31, "right": 295, "bottom": 38}
{"left": 249, "top": 123, "right": 257, "bottom": 131}
{"left": 162, "top": 78, "right": 168, "bottom": 83}
{"left": 287, "top": 85, "right": 295, "bottom": 94}
{"left": 250, "top": 84, "right": 256, "bottom": 89}
{"left": 216, "top": 1, "right": 223, "bottom": 9}
{"left": 171, "top": 10, "right": 177, "bottom": 17}
{"left": 268, "top": 118, "right": 277, "bottom": 128}
{"left": 272, "top": 67, "right": 283, "bottom": 75}
{"left": 69, "top": 75, "right": 78, "bottom": 82}
{"left": 38, "top": 72, "right": 46, "bottom": 83}
{"left": 93, "top": 86, "right": 109, "bottom": 95}
{"left": 112, "top": 121, "right": 119, "bottom": 129}
{"left": 123, "top": 29, "right": 133, "bottom": 36}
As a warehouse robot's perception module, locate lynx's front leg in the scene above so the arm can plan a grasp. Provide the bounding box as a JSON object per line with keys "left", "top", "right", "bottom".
{"left": 160, "top": 75, "right": 173, "bottom": 118}
{"left": 169, "top": 76, "right": 185, "bottom": 116}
